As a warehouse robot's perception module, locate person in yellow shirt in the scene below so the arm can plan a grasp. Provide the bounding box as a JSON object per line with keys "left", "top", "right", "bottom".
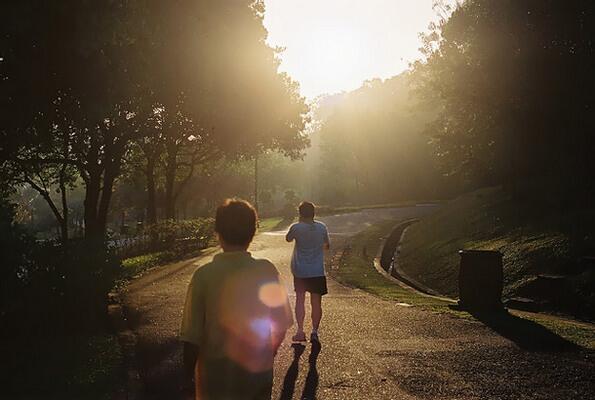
{"left": 180, "top": 199, "right": 293, "bottom": 400}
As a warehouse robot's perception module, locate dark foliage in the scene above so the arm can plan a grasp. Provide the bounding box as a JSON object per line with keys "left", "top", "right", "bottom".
{"left": 0, "top": 201, "right": 119, "bottom": 339}
{"left": 416, "top": 0, "right": 595, "bottom": 207}
{"left": 116, "top": 218, "right": 215, "bottom": 259}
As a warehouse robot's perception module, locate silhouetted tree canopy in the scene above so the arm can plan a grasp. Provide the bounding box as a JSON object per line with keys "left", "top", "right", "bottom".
{"left": 1, "top": 0, "right": 309, "bottom": 237}
{"left": 414, "top": 0, "right": 595, "bottom": 205}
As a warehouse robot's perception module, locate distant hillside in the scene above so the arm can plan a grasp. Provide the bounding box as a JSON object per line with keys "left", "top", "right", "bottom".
{"left": 398, "top": 187, "right": 595, "bottom": 319}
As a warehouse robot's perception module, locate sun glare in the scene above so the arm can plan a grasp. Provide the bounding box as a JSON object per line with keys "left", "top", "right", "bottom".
{"left": 263, "top": 0, "right": 443, "bottom": 99}
{"left": 298, "top": 25, "right": 370, "bottom": 97}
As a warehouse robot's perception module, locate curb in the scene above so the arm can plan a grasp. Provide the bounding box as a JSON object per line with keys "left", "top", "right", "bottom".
{"left": 374, "top": 220, "right": 456, "bottom": 304}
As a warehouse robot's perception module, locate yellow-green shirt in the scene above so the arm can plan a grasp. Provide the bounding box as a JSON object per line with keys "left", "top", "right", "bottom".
{"left": 180, "top": 251, "right": 293, "bottom": 399}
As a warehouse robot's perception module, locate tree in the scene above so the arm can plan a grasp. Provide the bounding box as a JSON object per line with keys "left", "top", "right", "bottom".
{"left": 413, "top": 0, "right": 595, "bottom": 203}
{"left": 136, "top": 0, "right": 309, "bottom": 221}
{"left": 2, "top": 0, "right": 310, "bottom": 241}
{"left": 2, "top": 1, "right": 148, "bottom": 241}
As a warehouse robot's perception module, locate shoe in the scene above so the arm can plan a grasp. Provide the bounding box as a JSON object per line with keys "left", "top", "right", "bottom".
{"left": 310, "top": 331, "right": 319, "bottom": 343}
{"left": 292, "top": 332, "right": 306, "bottom": 342}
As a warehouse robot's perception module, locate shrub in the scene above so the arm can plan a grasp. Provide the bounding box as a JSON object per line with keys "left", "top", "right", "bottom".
{"left": 116, "top": 218, "right": 215, "bottom": 258}
{"left": 2, "top": 240, "right": 120, "bottom": 337}
{"left": 1, "top": 199, "right": 120, "bottom": 339}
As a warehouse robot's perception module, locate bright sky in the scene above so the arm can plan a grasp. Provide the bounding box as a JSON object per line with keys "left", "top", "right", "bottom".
{"left": 263, "top": 0, "right": 443, "bottom": 99}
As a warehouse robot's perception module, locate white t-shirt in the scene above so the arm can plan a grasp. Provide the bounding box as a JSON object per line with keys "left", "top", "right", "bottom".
{"left": 286, "top": 220, "right": 329, "bottom": 278}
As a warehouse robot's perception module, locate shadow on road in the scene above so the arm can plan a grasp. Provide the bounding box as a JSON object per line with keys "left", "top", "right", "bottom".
{"left": 280, "top": 344, "right": 305, "bottom": 400}
{"left": 135, "top": 337, "right": 186, "bottom": 399}
{"left": 280, "top": 342, "right": 321, "bottom": 400}
{"left": 302, "top": 341, "right": 321, "bottom": 399}
{"left": 462, "top": 308, "right": 580, "bottom": 352}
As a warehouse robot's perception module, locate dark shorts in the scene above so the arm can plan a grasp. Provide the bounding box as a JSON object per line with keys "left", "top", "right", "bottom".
{"left": 294, "top": 276, "right": 328, "bottom": 295}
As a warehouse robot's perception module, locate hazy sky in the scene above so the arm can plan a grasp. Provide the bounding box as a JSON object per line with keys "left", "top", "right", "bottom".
{"left": 263, "top": 0, "right": 442, "bottom": 99}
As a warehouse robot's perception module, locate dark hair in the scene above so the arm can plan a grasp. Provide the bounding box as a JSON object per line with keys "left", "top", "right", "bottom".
{"left": 298, "top": 201, "right": 315, "bottom": 219}
{"left": 215, "top": 199, "right": 257, "bottom": 246}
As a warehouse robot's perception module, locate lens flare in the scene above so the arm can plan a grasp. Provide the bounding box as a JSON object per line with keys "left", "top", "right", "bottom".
{"left": 258, "top": 282, "right": 288, "bottom": 308}
{"left": 250, "top": 317, "right": 273, "bottom": 340}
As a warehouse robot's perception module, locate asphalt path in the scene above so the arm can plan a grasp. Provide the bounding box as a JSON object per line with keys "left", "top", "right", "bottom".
{"left": 122, "top": 207, "right": 594, "bottom": 400}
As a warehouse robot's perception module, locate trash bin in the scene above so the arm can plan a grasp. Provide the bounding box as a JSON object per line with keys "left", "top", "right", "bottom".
{"left": 458, "top": 250, "right": 503, "bottom": 311}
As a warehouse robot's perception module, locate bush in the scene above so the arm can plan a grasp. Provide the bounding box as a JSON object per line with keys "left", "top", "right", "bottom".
{"left": 0, "top": 199, "right": 36, "bottom": 329}
{"left": 0, "top": 200, "right": 123, "bottom": 396}
{"left": 145, "top": 218, "right": 215, "bottom": 247}
{"left": 1, "top": 199, "right": 120, "bottom": 338}
{"left": 116, "top": 218, "right": 215, "bottom": 258}
{"left": 2, "top": 240, "right": 120, "bottom": 337}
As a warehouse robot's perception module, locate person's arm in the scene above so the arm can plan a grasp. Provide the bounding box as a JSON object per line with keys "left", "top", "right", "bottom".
{"left": 183, "top": 342, "right": 199, "bottom": 380}
{"left": 180, "top": 272, "right": 205, "bottom": 396}
{"left": 268, "top": 267, "right": 294, "bottom": 355}
{"left": 182, "top": 342, "right": 201, "bottom": 399}
{"left": 323, "top": 225, "right": 330, "bottom": 250}
{"left": 285, "top": 224, "right": 295, "bottom": 242}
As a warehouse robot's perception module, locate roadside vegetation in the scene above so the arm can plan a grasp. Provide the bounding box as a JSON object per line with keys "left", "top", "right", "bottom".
{"left": 399, "top": 187, "right": 595, "bottom": 319}
{"left": 9, "top": 334, "right": 125, "bottom": 400}
{"left": 330, "top": 219, "right": 452, "bottom": 311}
{"left": 332, "top": 218, "right": 595, "bottom": 349}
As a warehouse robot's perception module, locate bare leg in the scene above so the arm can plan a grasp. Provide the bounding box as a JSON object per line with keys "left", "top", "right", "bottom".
{"left": 295, "top": 290, "right": 306, "bottom": 335}
{"left": 310, "top": 293, "right": 322, "bottom": 332}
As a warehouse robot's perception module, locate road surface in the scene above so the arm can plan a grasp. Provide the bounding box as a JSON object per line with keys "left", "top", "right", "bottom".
{"left": 122, "top": 207, "right": 594, "bottom": 399}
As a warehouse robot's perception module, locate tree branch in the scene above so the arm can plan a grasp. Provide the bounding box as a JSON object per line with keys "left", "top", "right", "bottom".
{"left": 23, "top": 175, "right": 65, "bottom": 226}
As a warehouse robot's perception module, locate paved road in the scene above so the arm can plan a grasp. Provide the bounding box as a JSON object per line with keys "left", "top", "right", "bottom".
{"left": 122, "top": 207, "right": 594, "bottom": 400}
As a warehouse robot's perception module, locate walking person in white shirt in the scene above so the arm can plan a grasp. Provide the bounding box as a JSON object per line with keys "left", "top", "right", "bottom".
{"left": 285, "top": 201, "right": 330, "bottom": 343}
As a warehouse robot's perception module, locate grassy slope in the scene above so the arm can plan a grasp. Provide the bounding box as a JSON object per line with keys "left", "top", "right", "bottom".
{"left": 331, "top": 218, "right": 595, "bottom": 349}
{"left": 398, "top": 187, "right": 594, "bottom": 315}
{"left": 330, "top": 220, "right": 455, "bottom": 311}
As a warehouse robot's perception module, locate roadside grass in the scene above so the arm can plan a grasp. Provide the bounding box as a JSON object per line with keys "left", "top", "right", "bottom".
{"left": 332, "top": 218, "right": 595, "bottom": 349}
{"left": 513, "top": 311, "right": 595, "bottom": 349}
{"left": 121, "top": 251, "right": 166, "bottom": 277}
{"left": 258, "top": 217, "right": 284, "bottom": 232}
{"left": 398, "top": 187, "right": 595, "bottom": 316}
{"left": 258, "top": 216, "right": 295, "bottom": 232}
{"left": 120, "top": 246, "right": 209, "bottom": 281}
{"left": 330, "top": 219, "right": 457, "bottom": 312}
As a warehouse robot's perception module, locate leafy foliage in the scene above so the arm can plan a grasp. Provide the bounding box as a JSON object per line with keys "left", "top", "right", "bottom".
{"left": 115, "top": 218, "right": 215, "bottom": 259}
{"left": 1, "top": 198, "right": 120, "bottom": 340}
{"left": 145, "top": 218, "right": 215, "bottom": 249}
{"left": 314, "top": 74, "right": 451, "bottom": 205}
{"left": 414, "top": 0, "right": 595, "bottom": 204}
{"left": 1, "top": 0, "right": 310, "bottom": 241}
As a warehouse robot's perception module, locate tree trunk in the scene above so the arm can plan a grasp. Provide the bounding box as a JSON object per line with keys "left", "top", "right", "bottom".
{"left": 146, "top": 156, "right": 158, "bottom": 225}
{"left": 164, "top": 141, "right": 178, "bottom": 220}
{"left": 59, "top": 167, "right": 69, "bottom": 243}
{"left": 26, "top": 179, "right": 68, "bottom": 244}
{"left": 83, "top": 163, "right": 118, "bottom": 241}
{"left": 96, "top": 170, "right": 116, "bottom": 237}
{"left": 84, "top": 170, "right": 102, "bottom": 241}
